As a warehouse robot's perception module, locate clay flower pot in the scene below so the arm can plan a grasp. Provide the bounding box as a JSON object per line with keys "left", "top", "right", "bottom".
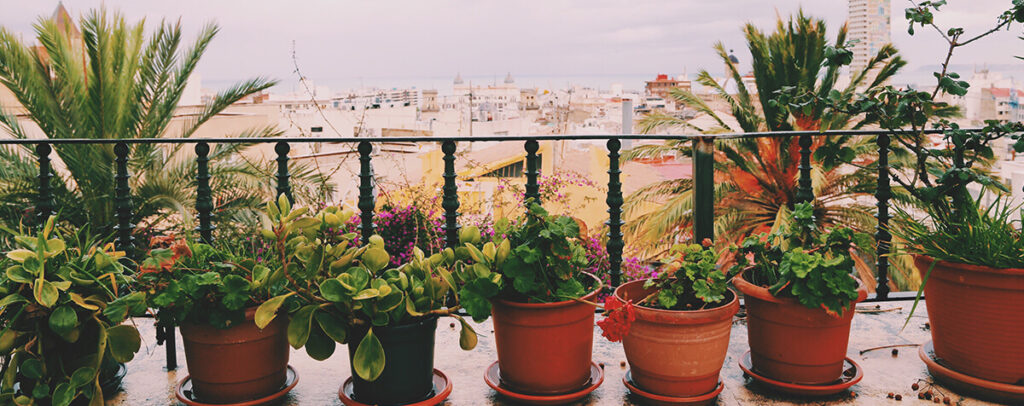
{"left": 615, "top": 279, "right": 739, "bottom": 397}
{"left": 491, "top": 273, "right": 602, "bottom": 394}
{"left": 179, "top": 308, "right": 290, "bottom": 403}
{"left": 733, "top": 275, "right": 866, "bottom": 385}
{"left": 914, "top": 255, "right": 1024, "bottom": 384}
{"left": 347, "top": 316, "right": 439, "bottom": 404}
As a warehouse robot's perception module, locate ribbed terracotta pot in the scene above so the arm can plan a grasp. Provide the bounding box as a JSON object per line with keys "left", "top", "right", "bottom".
{"left": 179, "top": 308, "right": 290, "bottom": 403}
{"left": 615, "top": 279, "right": 739, "bottom": 397}
{"left": 915, "top": 255, "right": 1024, "bottom": 384}
{"left": 733, "top": 275, "right": 866, "bottom": 385}
{"left": 491, "top": 273, "right": 601, "bottom": 394}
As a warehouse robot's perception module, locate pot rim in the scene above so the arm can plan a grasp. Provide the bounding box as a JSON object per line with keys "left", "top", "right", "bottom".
{"left": 613, "top": 279, "right": 739, "bottom": 315}
{"left": 733, "top": 274, "right": 867, "bottom": 307}
{"left": 493, "top": 272, "right": 602, "bottom": 309}
{"left": 913, "top": 254, "right": 1024, "bottom": 276}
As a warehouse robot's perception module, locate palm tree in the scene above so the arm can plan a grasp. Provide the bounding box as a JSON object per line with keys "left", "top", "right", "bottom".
{"left": 0, "top": 8, "right": 330, "bottom": 239}
{"left": 624, "top": 11, "right": 909, "bottom": 288}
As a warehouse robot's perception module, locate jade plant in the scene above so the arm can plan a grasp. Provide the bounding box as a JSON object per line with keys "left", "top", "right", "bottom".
{"left": 0, "top": 218, "right": 144, "bottom": 406}
{"left": 137, "top": 234, "right": 286, "bottom": 330}
{"left": 598, "top": 239, "right": 731, "bottom": 342}
{"left": 729, "top": 202, "right": 864, "bottom": 315}
{"left": 456, "top": 201, "right": 593, "bottom": 322}
{"left": 254, "top": 196, "right": 477, "bottom": 382}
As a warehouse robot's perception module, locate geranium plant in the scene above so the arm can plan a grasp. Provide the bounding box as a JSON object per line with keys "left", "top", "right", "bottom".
{"left": 730, "top": 202, "right": 863, "bottom": 315}
{"left": 455, "top": 201, "right": 594, "bottom": 322}
{"left": 0, "top": 217, "right": 144, "bottom": 406}
{"left": 253, "top": 196, "right": 477, "bottom": 382}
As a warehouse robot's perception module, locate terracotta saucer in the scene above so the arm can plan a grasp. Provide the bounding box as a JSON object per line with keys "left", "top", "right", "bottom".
{"left": 337, "top": 368, "right": 452, "bottom": 406}
{"left": 176, "top": 365, "right": 299, "bottom": 406}
{"left": 919, "top": 340, "right": 1024, "bottom": 403}
{"left": 738, "top": 352, "right": 862, "bottom": 397}
{"left": 484, "top": 361, "right": 604, "bottom": 405}
{"left": 622, "top": 370, "right": 723, "bottom": 406}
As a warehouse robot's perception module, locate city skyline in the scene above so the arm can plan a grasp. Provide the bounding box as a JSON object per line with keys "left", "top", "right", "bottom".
{"left": 1, "top": 1, "right": 1021, "bottom": 91}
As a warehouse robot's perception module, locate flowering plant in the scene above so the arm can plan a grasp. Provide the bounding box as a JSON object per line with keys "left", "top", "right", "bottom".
{"left": 729, "top": 202, "right": 863, "bottom": 316}
{"left": 253, "top": 196, "right": 477, "bottom": 382}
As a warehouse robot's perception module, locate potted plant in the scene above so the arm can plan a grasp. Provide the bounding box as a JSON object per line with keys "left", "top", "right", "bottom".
{"left": 729, "top": 202, "right": 867, "bottom": 386}
{"left": 458, "top": 202, "right": 603, "bottom": 401}
{"left": 254, "top": 196, "right": 477, "bottom": 405}
{"left": 599, "top": 239, "right": 738, "bottom": 401}
{"left": 0, "top": 217, "right": 145, "bottom": 406}
{"left": 139, "top": 219, "right": 303, "bottom": 404}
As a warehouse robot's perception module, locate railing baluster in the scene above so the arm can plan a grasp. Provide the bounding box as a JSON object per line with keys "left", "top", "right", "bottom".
{"left": 441, "top": 141, "right": 460, "bottom": 249}
{"left": 275, "top": 142, "right": 292, "bottom": 203}
{"left": 113, "top": 142, "right": 134, "bottom": 256}
{"left": 35, "top": 143, "right": 54, "bottom": 226}
{"left": 606, "top": 139, "right": 624, "bottom": 287}
{"left": 693, "top": 138, "right": 715, "bottom": 242}
{"left": 875, "top": 132, "right": 892, "bottom": 299}
{"left": 358, "top": 141, "right": 376, "bottom": 243}
{"left": 524, "top": 140, "right": 540, "bottom": 203}
{"left": 796, "top": 134, "right": 814, "bottom": 203}
{"left": 195, "top": 142, "right": 214, "bottom": 243}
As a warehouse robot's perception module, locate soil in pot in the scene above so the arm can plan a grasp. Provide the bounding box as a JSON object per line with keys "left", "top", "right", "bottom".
{"left": 179, "top": 308, "right": 290, "bottom": 404}
{"left": 615, "top": 280, "right": 739, "bottom": 397}
{"left": 347, "top": 316, "right": 438, "bottom": 405}
{"left": 915, "top": 255, "right": 1024, "bottom": 385}
{"left": 491, "top": 273, "right": 602, "bottom": 395}
{"left": 733, "top": 275, "right": 866, "bottom": 385}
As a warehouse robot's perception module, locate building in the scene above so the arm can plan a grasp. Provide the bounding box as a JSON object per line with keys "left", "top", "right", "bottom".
{"left": 848, "top": 0, "right": 891, "bottom": 78}
{"left": 979, "top": 86, "right": 1023, "bottom": 123}
{"left": 644, "top": 74, "right": 691, "bottom": 100}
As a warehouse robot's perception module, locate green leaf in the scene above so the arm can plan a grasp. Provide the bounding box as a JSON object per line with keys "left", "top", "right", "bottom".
{"left": 51, "top": 382, "right": 74, "bottom": 406}
{"left": 0, "top": 294, "right": 28, "bottom": 312}
{"left": 319, "top": 278, "right": 348, "bottom": 302}
{"left": 219, "top": 274, "right": 252, "bottom": 311}
{"left": 103, "top": 292, "right": 146, "bottom": 323}
{"left": 287, "top": 305, "right": 317, "bottom": 349}
{"left": 69, "top": 367, "right": 96, "bottom": 388}
{"left": 5, "top": 266, "right": 32, "bottom": 283}
{"left": 20, "top": 358, "right": 42, "bottom": 379}
{"left": 48, "top": 305, "right": 78, "bottom": 338}
{"left": 303, "top": 324, "right": 336, "bottom": 361}
{"left": 404, "top": 295, "right": 424, "bottom": 317}
{"left": 5, "top": 250, "right": 35, "bottom": 263}
{"left": 657, "top": 289, "right": 678, "bottom": 309}
{"left": 106, "top": 325, "right": 142, "bottom": 363}
{"left": 255, "top": 293, "right": 294, "bottom": 329}
{"left": 353, "top": 328, "right": 385, "bottom": 381}
{"left": 314, "top": 311, "right": 347, "bottom": 343}
{"left": 362, "top": 248, "right": 390, "bottom": 272}
{"left": 353, "top": 289, "right": 380, "bottom": 300}
{"left": 454, "top": 315, "right": 478, "bottom": 350}
{"left": 32, "top": 382, "right": 49, "bottom": 399}
{"left": 34, "top": 280, "right": 59, "bottom": 308}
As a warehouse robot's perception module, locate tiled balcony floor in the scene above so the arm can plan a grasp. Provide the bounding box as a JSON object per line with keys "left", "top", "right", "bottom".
{"left": 108, "top": 301, "right": 1005, "bottom": 405}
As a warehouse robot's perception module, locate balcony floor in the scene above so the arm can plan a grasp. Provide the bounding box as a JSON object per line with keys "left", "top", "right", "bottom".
{"left": 108, "top": 301, "right": 1005, "bottom": 405}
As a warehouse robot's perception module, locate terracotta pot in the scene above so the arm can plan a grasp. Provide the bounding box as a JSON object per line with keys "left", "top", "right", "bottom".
{"left": 179, "top": 308, "right": 290, "bottom": 403}
{"left": 347, "top": 316, "right": 438, "bottom": 404}
{"left": 615, "top": 279, "right": 739, "bottom": 397}
{"left": 914, "top": 255, "right": 1024, "bottom": 384}
{"left": 733, "top": 275, "right": 866, "bottom": 385}
{"left": 491, "top": 273, "right": 602, "bottom": 394}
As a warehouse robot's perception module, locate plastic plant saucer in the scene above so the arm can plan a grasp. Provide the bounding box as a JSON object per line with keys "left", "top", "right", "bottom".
{"left": 738, "top": 352, "right": 863, "bottom": 397}
{"left": 176, "top": 365, "right": 299, "bottom": 406}
{"left": 623, "top": 370, "right": 723, "bottom": 406}
{"left": 919, "top": 340, "right": 1024, "bottom": 403}
{"left": 338, "top": 368, "right": 452, "bottom": 406}
{"left": 484, "top": 361, "right": 604, "bottom": 405}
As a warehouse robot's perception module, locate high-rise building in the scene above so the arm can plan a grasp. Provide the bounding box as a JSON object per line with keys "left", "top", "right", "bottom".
{"left": 848, "top": 0, "right": 891, "bottom": 76}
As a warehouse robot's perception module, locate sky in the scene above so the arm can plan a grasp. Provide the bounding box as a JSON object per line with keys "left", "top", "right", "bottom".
{"left": 1, "top": 0, "right": 1022, "bottom": 91}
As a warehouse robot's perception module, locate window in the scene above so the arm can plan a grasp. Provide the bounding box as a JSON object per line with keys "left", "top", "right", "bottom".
{"left": 481, "top": 160, "right": 525, "bottom": 178}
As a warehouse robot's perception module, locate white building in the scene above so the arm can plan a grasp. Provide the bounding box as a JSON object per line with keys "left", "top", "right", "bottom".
{"left": 848, "top": 0, "right": 891, "bottom": 77}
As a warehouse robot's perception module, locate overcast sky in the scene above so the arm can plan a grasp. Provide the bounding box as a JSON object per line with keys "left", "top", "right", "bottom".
{"left": 1, "top": 1, "right": 1022, "bottom": 89}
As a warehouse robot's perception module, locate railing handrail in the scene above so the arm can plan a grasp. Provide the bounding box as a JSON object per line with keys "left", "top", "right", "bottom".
{"left": 0, "top": 128, "right": 971, "bottom": 145}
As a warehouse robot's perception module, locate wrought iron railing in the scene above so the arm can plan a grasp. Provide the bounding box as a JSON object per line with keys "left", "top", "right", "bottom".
{"left": 5, "top": 128, "right": 968, "bottom": 369}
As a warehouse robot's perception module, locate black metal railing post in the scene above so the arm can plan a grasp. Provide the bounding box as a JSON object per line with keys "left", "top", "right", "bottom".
{"left": 796, "top": 134, "right": 814, "bottom": 203}
{"left": 874, "top": 132, "right": 892, "bottom": 298}
{"left": 606, "top": 139, "right": 624, "bottom": 287}
{"left": 112, "top": 142, "right": 134, "bottom": 257}
{"left": 35, "top": 143, "right": 54, "bottom": 226}
{"left": 275, "top": 142, "right": 292, "bottom": 203}
{"left": 195, "top": 142, "right": 214, "bottom": 243}
{"left": 524, "top": 140, "right": 540, "bottom": 203}
{"left": 358, "top": 141, "right": 376, "bottom": 243}
{"left": 693, "top": 138, "right": 715, "bottom": 242}
{"left": 441, "top": 141, "right": 460, "bottom": 249}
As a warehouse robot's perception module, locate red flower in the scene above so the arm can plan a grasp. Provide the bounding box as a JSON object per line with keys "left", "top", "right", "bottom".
{"left": 170, "top": 239, "right": 192, "bottom": 261}
{"left": 597, "top": 296, "right": 636, "bottom": 342}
